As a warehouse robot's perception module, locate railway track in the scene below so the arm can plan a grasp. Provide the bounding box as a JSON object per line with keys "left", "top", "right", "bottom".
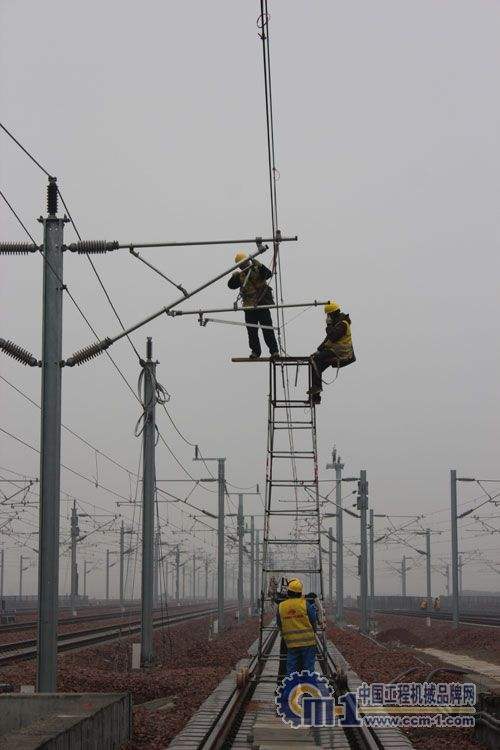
{"left": 170, "top": 628, "right": 415, "bottom": 749}
{"left": 363, "top": 607, "right": 500, "bottom": 628}
{"left": 0, "top": 603, "right": 205, "bottom": 635}
{"left": 0, "top": 605, "right": 232, "bottom": 666}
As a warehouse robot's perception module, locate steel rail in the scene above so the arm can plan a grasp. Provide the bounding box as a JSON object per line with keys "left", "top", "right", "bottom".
{"left": 0, "top": 605, "right": 235, "bottom": 666}
{"left": 323, "top": 642, "right": 395, "bottom": 750}
{"left": 0, "top": 603, "right": 205, "bottom": 634}
{"left": 197, "top": 626, "right": 278, "bottom": 749}
{"left": 353, "top": 607, "right": 500, "bottom": 628}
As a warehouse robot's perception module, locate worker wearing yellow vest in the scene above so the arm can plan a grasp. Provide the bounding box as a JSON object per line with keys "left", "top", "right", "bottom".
{"left": 277, "top": 578, "right": 318, "bottom": 675}
{"left": 227, "top": 252, "right": 279, "bottom": 359}
{"left": 308, "top": 300, "right": 355, "bottom": 404}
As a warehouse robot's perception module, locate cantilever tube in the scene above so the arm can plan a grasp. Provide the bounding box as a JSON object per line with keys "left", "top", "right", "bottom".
{"left": 169, "top": 300, "right": 330, "bottom": 316}
{"left": 64, "top": 242, "right": 272, "bottom": 363}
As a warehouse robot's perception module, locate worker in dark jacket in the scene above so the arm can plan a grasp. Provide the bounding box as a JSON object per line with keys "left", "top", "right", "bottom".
{"left": 228, "top": 252, "right": 279, "bottom": 359}
{"left": 308, "top": 301, "right": 355, "bottom": 404}
{"left": 277, "top": 578, "right": 317, "bottom": 675}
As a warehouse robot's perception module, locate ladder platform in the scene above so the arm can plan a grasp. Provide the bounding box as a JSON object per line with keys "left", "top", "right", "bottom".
{"left": 231, "top": 356, "right": 311, "bottom": 363}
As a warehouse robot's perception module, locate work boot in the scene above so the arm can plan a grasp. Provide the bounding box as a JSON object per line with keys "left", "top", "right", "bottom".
{"left": 249, "top": 352, "right": 261, "bottom": 360}
{"left": 307, "top": 387, "right": 322, "bottom": 404}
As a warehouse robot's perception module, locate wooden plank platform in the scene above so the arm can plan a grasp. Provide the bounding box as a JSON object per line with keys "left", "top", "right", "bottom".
{"left": 231, "top": 356, "right": 311, "bottom": 363}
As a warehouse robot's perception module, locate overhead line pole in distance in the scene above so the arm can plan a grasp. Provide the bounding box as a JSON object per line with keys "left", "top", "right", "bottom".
{"left": 194, "top": 448, "right": 226, "bottom": 632}
{"left": 227, "top": 488, "right": 260, "bottom": 623}
{"left": 140, "top": 337, "right": 158, "bottom": 666}
{"left": 357, "top": 470, "right": 369, "bottom": 634}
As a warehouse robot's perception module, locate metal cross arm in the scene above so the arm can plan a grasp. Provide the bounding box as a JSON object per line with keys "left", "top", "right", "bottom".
{"left": 112, "top": 234, "right": 297, "bottom": 250}
{"left": 169, "top": 300, "right": 330, "bottom": 318}
{"left": 63, "top": 242, "right": 273, "bottom": 367}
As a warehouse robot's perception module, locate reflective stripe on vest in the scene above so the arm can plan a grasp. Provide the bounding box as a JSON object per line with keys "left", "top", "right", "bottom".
{"left": 278, "top": 597, "right": 316, "bottom": 648}
{"left": 323, "top": 319, "right": 354, "bottom": 363}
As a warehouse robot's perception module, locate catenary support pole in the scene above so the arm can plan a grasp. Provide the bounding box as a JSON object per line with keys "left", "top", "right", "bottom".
{"left": 119, "top": 522, "right": 124, "bottom": 606}
{"left": 19, "top": 555, "right": 24, "bottom": 598}
{"left": 83, "top": 560, "right": 88, "bottom": 598}
{"left": 0, "top": 548, "right": 4, "bottom": 603}
{"left": 237, "top": 495, "right": 244, "bottom": 622}
{"left": 141, "top": 337, "right": 157, "bottom": 665}
{"left": 250, "top": 516, "right": 255, "bottom": 613}
{"left": 175, "top": 547, "right": 180, "bottom": 603}
{"left": 369, "top": 508, "right": 374, "bottom": 614}
{"left": 255, "top": 529, "right": 260, "bottom": 612}
{"left": 217, "top": 458, "right": 225, "bottom": 630}
{"left": 192, "top": 552, "right": 196, "bottom": 600}
{"left": 402, "top": 556, "right": 407, "bottom": 597}
{"left": 334, "top": 453, "right": 344, "bottom": 621}
{"left": 70, "top": 499, "right": 79, "bottom": 610}
{"left": 37, "top": 178, "right": 65, "bottom": 693}
{"left": 153, "top": 529, "right": 159, "bottom": 607}
{"left": 358, "top": 470, "right": 369, "bottom": 634}
{"left": 328, "top": 527, "right": 333, "bottom": 604}
{"left": 205, "top": 557, "right": 209, "bottom": 600}
{"left": 450, "top": 470, "right": 459, "bottom": 628}
{"left": 106, "top": 550, "right": 110, "bottom": 601}
{"left": 426, "top": 528, "right": 432, "bottom": 605}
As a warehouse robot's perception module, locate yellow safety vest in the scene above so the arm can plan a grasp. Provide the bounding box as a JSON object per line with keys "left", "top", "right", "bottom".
{"left": 323, "top": 317, "right": 354, "bottom": 364}
{"left": 278, "top": 597, "right": 316, "bottom": 648}
{"left": 238, "top": 263, "right": 273, "bottom": 307}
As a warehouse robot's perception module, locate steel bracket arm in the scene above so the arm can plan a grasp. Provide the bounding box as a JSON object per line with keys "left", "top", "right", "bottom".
{"left": 63, "top": 240, "right": 271, "bottom": 366}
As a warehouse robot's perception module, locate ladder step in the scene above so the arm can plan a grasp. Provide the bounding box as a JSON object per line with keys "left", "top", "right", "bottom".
{"left": 270, "top": 451, "right": 315, "bottom": 458}
{"left": 273, "top": 425, "right": 312, "bottom": 431}
{"left": 264, "top": 568, "right": 321, "bottom": 573}
{"left": 273, "top": 420, "right": 312, "bottom": 425}
{"left": 266, "top": 510, "right": 318, "bottom": 516}
{"left": 271, "top": 481, "right": 317, "bottom": 487}
{"left": 273, "top": 401, "right": 312, "bottom": 407}
{"left": 265, "top": 539, "right": 320, "bottom": 545}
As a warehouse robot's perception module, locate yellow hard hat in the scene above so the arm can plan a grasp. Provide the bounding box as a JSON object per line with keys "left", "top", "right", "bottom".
{"left": 287, "top": 578, "right": 303, "bottom": 594}
{"left": 324, "top": 300, "right": 340, "bottom": 314}
{"left": 234, "top": 251, "right": 247, "bottom": 263}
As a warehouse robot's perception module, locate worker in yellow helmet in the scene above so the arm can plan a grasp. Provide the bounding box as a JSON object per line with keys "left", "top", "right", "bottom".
{"left": 277, "top": 578, "right": 318, "bottom": 675}
{"left": 227, "top": 252, "right": 279, "bottom": 359}
{"left": 307, "top": 300, "right": 355, "bottom": 404}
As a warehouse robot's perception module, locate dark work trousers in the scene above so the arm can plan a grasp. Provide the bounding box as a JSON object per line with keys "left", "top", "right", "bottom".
{"left": 244, "top": 308, "right": 279, "bottom": 356}
{"left": 310, "top": 349, "right": 337, "bottom": 392}
{"left": 277, "top": 636, "right": 288, "bottom": 684}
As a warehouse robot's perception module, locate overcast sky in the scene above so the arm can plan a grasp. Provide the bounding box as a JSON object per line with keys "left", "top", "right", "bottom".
{"left": 1, "top": 0, "right": 499, "bottom": 600}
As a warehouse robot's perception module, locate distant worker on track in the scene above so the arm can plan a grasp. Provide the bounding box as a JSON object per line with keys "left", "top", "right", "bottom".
{"left": 308, "top": 300, "right": 355, "bottom": 404}
{"left": 228, "top": 252, "right": 279, "bottom": 359}
{"left": 277, "top": 578, "right": 317, "bottom": 675}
